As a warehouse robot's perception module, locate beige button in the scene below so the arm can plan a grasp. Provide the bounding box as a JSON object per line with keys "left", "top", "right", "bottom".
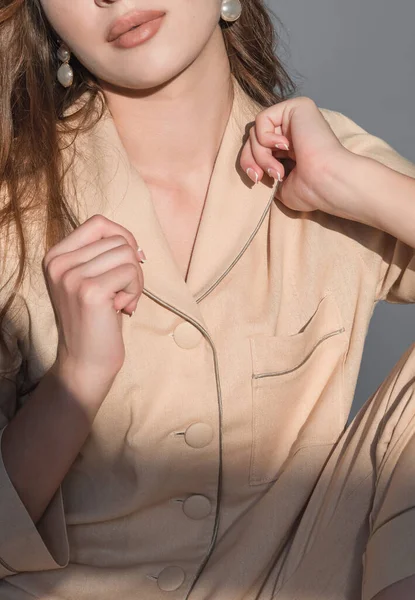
{"left": 184, "top": 423, "right": 214, "bottom": 449}
{"left": 157, "top": 566, "right": 185, "bottom": 591}
{"left": 173, "top": 321, "right": 203, "bottom": 349}
{"left": 183, "top": 495, "right": 212, "bottom": 520}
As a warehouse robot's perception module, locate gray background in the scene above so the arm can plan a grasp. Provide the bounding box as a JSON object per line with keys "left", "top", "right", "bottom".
{"left": 267, "top": 0, "right": 415, "bottom": 420}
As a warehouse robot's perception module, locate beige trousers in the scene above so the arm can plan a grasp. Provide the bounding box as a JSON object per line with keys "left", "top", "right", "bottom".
{"left": 263, "top": 341, "right": 415, "bottom": 600}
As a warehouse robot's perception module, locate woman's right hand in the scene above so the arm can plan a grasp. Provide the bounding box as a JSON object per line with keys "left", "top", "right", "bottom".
{"left": 42, "top": 214, "right": 146, "bottom": 407}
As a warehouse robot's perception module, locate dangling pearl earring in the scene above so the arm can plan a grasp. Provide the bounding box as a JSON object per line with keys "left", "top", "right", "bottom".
{"left": 220, "top": 0, "right": 242, "bottom": 22}
{"left": 56, "top": 40, "right": 74, "bottom": 88}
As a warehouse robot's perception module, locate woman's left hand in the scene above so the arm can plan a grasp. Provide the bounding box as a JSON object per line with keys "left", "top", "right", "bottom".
{"left": 239, "top": 97, "right": 354, "bottom": 219}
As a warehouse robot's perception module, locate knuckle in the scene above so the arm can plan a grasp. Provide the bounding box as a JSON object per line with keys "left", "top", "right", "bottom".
{"left": 112, "top": 244, "right": 137, "bottom": 266}
{"left": 124, "top": 262, "right": 139, "bottom": 278}
{"left": 77, "top": 279, "right": 101, "bottom": 306}
{"left": 120, "top": 243, "right": 137, "bottom": 262}
{"left": 299, "top": 96, "right": 316, "bottom": 108}
{"left": 254, "top": 127, "right": 267, "bottom": 145}
{"left": 42, "top": 253, "right": 51, "bottom": 272}
{"left": 45, "top": 255, "right": 63, "bottom": 282}
{"left": 254, "top": 112, "right": 266, "bottom": 126}
{"left": 112, "top": 234, "right": 129, "bottom": 247}
{"left": 87, "top": 214, "right": 109, "bottom": 238}
{"left": 90, "top": 214, "right": 108, "bottom": 226}
{"left": 112, "top": 229, "right": 137, "bottom": 252}
{"left": 43, "top": 249, "right": 58, "bottom": 272}
{"left": 60, "top": 268, "right": 78, "bottom": 293}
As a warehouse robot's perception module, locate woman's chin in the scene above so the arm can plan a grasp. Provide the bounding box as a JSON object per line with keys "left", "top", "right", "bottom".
{"left": 96, "top": 64, "right": 183, "bottom": 95}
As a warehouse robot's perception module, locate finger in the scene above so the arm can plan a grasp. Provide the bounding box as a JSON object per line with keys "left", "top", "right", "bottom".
{"left": 258, "top": 129, "right": 291, "bottom": 153}
{"left": 243, "top": 125, "right": 285, "bottom": 183}
{"left": 254, "top": 109, "right": 289, "bottom": 148}
{"left": 43, "top": 214, "right": 140, "bottom": 268}
{"left": 240, "top": 129, "right": 284, "bottom": 184}
{"left": 115, "top": 264, "right": 144, "bottom": 315}
{"left": 273, "top": 136, "right": 291, "bottom": 152}
{"left": 270, "top": 131, "right": 295, "bottom": 161}
{"left": 254, "top": 115, "right": 293, "bottom": 159}
{"left": 48, "top": 236, "right": 136, "bottom": 277}
{"left": 57, "top": 244, "right": 144, "bottom": 315}
{"left": 68, "top": 243, "right": 141, "bottom": 281}
{"left": 78, "top": 263, "right": 143, "bottom": 313}
{"left": 239, "top": 137, "right": 259, "bottom": 183}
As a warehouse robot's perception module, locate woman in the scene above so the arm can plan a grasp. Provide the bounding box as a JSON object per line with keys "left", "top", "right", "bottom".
{"left": 0, "top": 0, "right": 415, "bottom": 598}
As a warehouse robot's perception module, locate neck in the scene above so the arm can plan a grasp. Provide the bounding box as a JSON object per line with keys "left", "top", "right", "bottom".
{"left": 98, "top": 26, "right": 234, "bottom": 189}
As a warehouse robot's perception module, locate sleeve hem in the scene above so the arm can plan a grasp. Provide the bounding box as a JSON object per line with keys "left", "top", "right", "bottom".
{"left": 0, "top": 426, "right": 69, "bottom": 575}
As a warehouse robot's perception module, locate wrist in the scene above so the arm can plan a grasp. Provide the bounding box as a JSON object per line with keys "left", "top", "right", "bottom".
{"left": 319, "top": 149, "right": 380, "bottom": 227}
{"left": 49, "top": 360, "right": 113, "bottom": 421}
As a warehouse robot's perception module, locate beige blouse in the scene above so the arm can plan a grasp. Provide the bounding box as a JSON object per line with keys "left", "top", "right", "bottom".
{"left": 0, "top": 73, "right": 415, "bottom": 599}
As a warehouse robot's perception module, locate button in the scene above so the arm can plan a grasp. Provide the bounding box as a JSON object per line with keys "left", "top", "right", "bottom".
{"left": 184, "top": 423, "right": 214, "bottom": 448}
{"left": 173, "top": 322, "right": 203, "bottom": 349}
{"left": 157, "top": 566, "right": 185, "bottom": 591}
{"left": 183, "top": 495, "right": 212, "bottom": 520}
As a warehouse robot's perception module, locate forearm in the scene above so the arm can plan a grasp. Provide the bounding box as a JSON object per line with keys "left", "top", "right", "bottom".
{"left": 323, "top": 150, "right": 415, "bottom": 248}
{"left": 1, "top": 363, "right": 103, "bottom": 524}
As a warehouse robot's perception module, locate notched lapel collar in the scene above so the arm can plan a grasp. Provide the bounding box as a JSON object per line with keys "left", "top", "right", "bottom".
{"left": 64, "top": 75, "right": 279, "bottom": 326}
{"left": 184, "top": 77, "right": 279, "bottom": 299}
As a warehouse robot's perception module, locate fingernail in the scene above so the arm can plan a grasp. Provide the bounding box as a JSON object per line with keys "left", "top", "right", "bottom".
{"left": 275, "top": 143, "right": 289, "bottom": 151}
{"left": 116, "top": 310, "right": 120, "bottom": 314}
{"left": 129, "top": 310, "right": 135, "bottom": 318}
{"left": 137, "top": 246, "right": 147, "bottom": 263}
{"left": 246, "top": 167, "right": 259, "bottom": 184}
{"left": 267, "top": 168, "right": 283, "bottom": 182}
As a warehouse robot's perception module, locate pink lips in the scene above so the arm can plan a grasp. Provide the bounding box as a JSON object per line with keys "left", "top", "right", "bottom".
{"left": 107, "top": 9, "right": 166, "bottom": 43}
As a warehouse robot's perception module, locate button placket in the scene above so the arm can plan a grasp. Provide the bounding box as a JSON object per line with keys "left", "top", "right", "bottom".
{"left": 162, "top": 320, "right": 216, "bottom": 592}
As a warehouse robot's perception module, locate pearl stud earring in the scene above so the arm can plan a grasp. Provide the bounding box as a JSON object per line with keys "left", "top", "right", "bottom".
{"left": 56, "top": 40, "right": 74, "bottom": 88}
{"left": 220, "top": 0, "right": 242, "bottom": 22}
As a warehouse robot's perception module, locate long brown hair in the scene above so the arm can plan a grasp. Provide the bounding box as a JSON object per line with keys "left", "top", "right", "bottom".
{"left": 0, "top": 0, "right": 296, "bottom": 358}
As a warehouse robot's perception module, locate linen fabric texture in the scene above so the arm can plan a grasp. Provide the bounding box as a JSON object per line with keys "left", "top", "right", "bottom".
{"left": 1, "top": 74, "right": 415, "bottom": 599}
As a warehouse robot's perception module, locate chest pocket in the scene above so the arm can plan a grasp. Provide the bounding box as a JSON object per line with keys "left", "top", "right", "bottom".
{"left": 248, "top": 293, "right": 348, "bottom": 486}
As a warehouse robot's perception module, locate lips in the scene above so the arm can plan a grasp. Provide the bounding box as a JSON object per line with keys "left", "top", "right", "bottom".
{"left": 107, "top": 9, "right": 166, "bottom": 43}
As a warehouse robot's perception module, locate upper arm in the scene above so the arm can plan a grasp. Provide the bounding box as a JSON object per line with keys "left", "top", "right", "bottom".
{"left": 320, "top": 108, "right": 415, "bottom": 304}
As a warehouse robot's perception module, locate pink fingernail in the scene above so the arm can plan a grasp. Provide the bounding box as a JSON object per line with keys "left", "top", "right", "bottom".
{"left": 275, "top": 143, "right": 289, "bottom": 151}
{"left": 267, "top": 168, "right": 283, "bottom": 183}
{"left": 137, "top": 246, "right": 147, "bottom": 263}
{"left": 246, "top": 167, "right": 259, "bottom": 184}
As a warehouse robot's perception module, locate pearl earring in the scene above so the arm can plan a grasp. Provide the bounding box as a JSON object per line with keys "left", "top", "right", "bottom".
{"left": 56, "top": 40, "right": 74, "bottom": 88}
{"left": 220, "top": 0, "right": 242, "bottom": 22}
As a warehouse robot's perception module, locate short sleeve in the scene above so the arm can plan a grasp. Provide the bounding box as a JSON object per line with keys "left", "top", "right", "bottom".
{"left": 0, "top": 239, "right": 69, "bottom": 577}
{"left": 320, "top": 108, "right": 415, "bottom": 304}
